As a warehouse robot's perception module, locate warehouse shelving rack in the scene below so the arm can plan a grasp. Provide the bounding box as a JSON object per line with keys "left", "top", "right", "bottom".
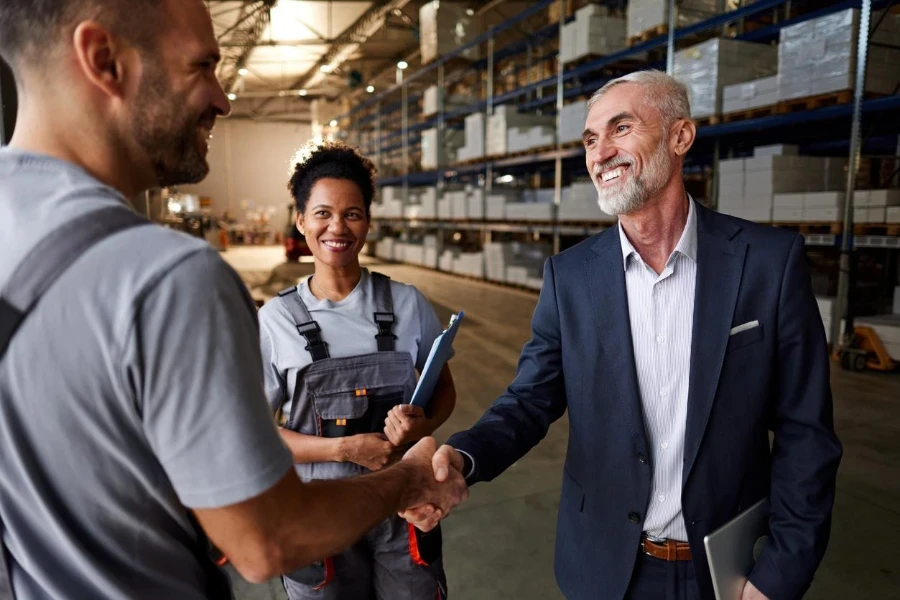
{"left": 333, "top": 0, "right": 900, "bottom": 346}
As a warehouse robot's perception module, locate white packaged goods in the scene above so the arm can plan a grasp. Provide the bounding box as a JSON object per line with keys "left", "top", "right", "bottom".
{"left": 887, "top": 206, "right": 900, "bottom": 224}
{"left": 486, "top": 107, "right": 555, "bottom": 156}
{"left": 559, "top": 100, "right": 589, "bottom": 144}
{"left": 753, "top": 144, "right": 799, "bottom": 157}
{"left": 627, "top": 0, "right": 734, "bottom": 40}
{"left": 717, "top": 154, "right": 847, "bottom": 222}
{"left": 561, "top": 5, "right": 627, "bottom": 64}
{"left": 422, "top": 85, "right": 476, "bottom": 117}
{"left": 559, "top": 181, "right": 616, "bottom": 222}
{"left": 419, "top": 1, "right": 478, "bottom": 64}
{"left": 421, "top": 128, "right": 463, "bottom": 169}
{"left": 467, "top": 187, "right": 485, "bottom": 219}
{"left": 778, "top": 9, "right": 900, "bottom": 101}
{"left": 722, "top": 76, "right": 779, "bottom": 113}
{"left": 854, "top": 189, "right": 900, "bottom": 207}
{"left": 674, "top": 38, "right": 778, "bottom": 119}
{"left": 456, "top": 113, "right": 485, "bottom": 162}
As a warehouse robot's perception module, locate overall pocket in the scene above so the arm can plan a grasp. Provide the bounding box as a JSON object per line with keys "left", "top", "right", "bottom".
{"left": 314, "top": 389, "right": 404, "bottom": 437}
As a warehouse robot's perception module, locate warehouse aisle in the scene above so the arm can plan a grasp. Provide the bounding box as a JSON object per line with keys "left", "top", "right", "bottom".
{"left": 223, "top": 247, "right": 900, "bottom": 600}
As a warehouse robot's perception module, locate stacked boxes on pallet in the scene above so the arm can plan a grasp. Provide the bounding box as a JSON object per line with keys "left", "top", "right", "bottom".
{"left": 561, "top": 5, "right": 628, "bottom": 64}
{"left": 452, "top": 252, "right": 485, "bottom": 278}
{"left": 419, "top": 1, "right": 478, "bottom": 64}
{"left": 722, "top": 76, "right": 779, "bottom": 114}
{"left": 484, "top": 242, "right": 550, "bottom": 290}
{"left": 718, "top": 145, "right": 847, "bottom": 222}
{"left": 559, "top": 181, "right": 616, "bottom": 222}
{"left": 674, "top": 38, "right": 778, "bottom": 119}
{"left": 487, "top": 190, "right": 519, "bottom": 220}
{"left": 854, "top": 189, "right": 900, "bottom": 224}
{"left": 627, "top": 0, "right": 721, "bottom": 40}
{"left": 421, "top": 128, "right": 463, "bottom": 169}
{"left": 422, "top": 86, "right": 475, "bottom": 117}
{"left": 456, "top": 113, "right": 485, "bottom": 161}
{"left": 506, "top": 189, "right": 556, "bottom": 221}
{"left": 559, "top": 100, "right": 589, "bottom": 144}
{"left": 486, "top": 106, "right": 555, "bottom": 156}
{"left": 778, "top": 8, "right": 900, "bottom": 102}
{"left": 373, "top": 186, "right": 404, "bottom": 218}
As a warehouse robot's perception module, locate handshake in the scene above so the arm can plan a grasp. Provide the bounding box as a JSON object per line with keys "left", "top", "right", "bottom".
{"left": 397, "top": 437, "right": 470, "bottom": 532}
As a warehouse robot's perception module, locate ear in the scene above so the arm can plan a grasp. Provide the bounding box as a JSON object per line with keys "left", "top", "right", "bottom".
{"left": 295, "top": 211, "right": 305, "bottom": 234}
{"left": 71, "top": 21, "right": 134, "bottom": 100}
{"left": 670, "top": 118, "right": 696, "bottom": 157}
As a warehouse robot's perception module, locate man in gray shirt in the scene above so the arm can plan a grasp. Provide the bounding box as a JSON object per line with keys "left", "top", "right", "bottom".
{"left": 0, "top": 1, "right": 466, "bottom": 598}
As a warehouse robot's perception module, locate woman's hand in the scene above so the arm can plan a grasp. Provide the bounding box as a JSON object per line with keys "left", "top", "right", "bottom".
{"left": 339, "top": 433, "right": 395, "bottom": 471}
{"left": 384, "top": 404, "right": 429, "bottom": 447}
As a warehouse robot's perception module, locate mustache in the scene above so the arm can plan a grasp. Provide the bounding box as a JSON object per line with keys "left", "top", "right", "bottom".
{"left": 593, "top": 155, "right": 633, "bottom": 176}
{"left": 198, "top": 108, "right": 221, "bottom": 130}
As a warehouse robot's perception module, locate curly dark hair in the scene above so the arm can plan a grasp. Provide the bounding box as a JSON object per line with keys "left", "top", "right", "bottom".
{"left": 288, "top": 140, "right": 377, "bottom": 219}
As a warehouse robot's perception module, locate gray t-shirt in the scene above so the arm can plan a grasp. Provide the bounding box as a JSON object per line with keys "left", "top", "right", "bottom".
{"left": 258, "top": 269, "right": 446, "bottom": 417}
{"left": 0, "top": 148, "right": 293, "bottom": 600}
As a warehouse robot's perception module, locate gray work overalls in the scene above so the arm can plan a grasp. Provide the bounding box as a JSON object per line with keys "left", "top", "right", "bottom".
{"left": 277, "top": 273, "right": 447, "bottom": 600}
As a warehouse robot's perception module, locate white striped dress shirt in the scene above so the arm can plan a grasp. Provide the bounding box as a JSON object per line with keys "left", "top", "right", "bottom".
{"left": 618, "top": 199, "right": 697, "bottom": 542}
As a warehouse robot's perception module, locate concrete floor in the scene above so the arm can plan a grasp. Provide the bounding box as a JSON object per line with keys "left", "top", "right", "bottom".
{"left": 222, "top": 246, "right": 900, "bottom": 600}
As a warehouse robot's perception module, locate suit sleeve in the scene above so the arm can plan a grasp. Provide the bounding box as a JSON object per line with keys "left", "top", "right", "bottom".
{"left": 749, "top": 234, "right": 842, "bottom": 600}
{"left": 447, "top": 257, "right": 568, "bottom": 483}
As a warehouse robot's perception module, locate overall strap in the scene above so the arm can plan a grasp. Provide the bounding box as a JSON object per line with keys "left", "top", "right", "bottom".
{"left": 278, "top": 286, "right": 329, "bottom": 361}
{"left": 370, "top": 272, "right": 396, "bottom": 352}
{"left": 0, "top": 206, "right": 150, "bottom": 600}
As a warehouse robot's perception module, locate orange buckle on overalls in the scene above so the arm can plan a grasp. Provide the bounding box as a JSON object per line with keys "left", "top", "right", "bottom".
{"left": 355, "top": 389, "right": 368, "bottom": 397}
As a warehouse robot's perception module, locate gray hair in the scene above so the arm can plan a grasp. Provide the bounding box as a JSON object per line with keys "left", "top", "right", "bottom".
{"left": 587, "top": 70, "right": 691, "bottom": 127}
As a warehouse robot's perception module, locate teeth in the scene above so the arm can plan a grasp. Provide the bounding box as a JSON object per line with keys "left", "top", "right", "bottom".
{"left": 323, "top": 240, "right": 351, "bottom": 249}
{"left": 601, "top": 167, "right": 625, "bottom": 182}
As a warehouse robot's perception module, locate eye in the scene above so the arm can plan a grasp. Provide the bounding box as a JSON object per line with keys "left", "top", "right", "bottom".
{"left": 315, "top": 210, "right": 329, "bottom": 217}
{"left": 616, "top": 124, "right": 630, "bottom": 134}
{"left": 346, "top": 212, "right": 363, "bottom": 220}
{"left": 584, "top": 137, "right": 596, "bottom": 148}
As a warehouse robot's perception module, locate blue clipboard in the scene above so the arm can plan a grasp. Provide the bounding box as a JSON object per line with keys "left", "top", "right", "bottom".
{"left": 409, "top": 311, "right": 464, "bottom": 408}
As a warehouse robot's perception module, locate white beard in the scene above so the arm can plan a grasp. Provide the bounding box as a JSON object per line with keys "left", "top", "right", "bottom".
{"left": 595, "top": 139, "right": 672, "bottom": 216}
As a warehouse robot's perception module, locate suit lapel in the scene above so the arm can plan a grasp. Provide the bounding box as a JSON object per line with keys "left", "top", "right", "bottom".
{"left": 683, "top": 206, "right": 747, "bottom": 486}
{"left": 585, "top": 230, "right": 648, "bottom": 452}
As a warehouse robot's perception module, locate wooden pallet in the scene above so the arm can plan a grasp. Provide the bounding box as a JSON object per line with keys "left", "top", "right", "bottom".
{"left": 722, "top": 104, "right": 781, "bottom": 123}
{"left": 854, "top": 223, "right": 900, "bottom": 236}
{"left": 772, "top": 222, "right": 843, "bottom": 234}
{"left": 777, "top": 90, "right": 854, "bottom": 113}
{"left": 694, "top": 115, "right": 721, "bottom": 127}
{"left": 627, "top": 24, "right": 667, "bottom": 46}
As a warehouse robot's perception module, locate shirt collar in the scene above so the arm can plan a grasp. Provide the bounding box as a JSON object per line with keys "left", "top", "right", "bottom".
{"left": 618, "top": 195, "right": 698, "bottom": 271}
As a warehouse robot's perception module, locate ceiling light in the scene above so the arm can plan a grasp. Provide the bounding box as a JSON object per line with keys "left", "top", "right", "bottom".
{"left": 227, "top": 93, "right": 237, "bottom": 101}
{"left": 366, "top": 85, "right": 375, "bottom": 93}
{"left": 278, "top": 91, "right": 286, "bottom": 97}
{"left": 466, "top": 8, "right": 475, "bottom": 16}
{"left": 329, "top": 119, "right": 338, "bottom": 127}
{"left": 392, "top": 8, "right": 402, "bottom": 16}
{"left": 238, "top": 67, "right": 249, "bottom": 76}
{"left": 397, "top": 60, "right": 408, "bottom": 70}
{"left": 320, "top": 65, "right": 332, "bottom": 73}
{"left": 298, "top": 89, "right": 308, "bottom": 96}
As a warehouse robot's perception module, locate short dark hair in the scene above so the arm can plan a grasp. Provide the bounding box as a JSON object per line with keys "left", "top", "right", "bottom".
{"left": 0, "top": 0, "right": 161, "bottom": 70}
{"left": 288, "top": 141, "right": 378, "bottom": 219}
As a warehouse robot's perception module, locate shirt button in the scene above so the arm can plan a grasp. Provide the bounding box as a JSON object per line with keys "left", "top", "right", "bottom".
{"left": 629, "top": 512, "right": 641, "bottom": 524}
{"left": 656, "top": 335, "right": 665, "bottom": 344}
{"left": 661, "top": 442, "right": 669, "bottom": 450}
{"left": 659, "top": 389, "right": 668, "bottom": 397}
{"left": 658, "top": 494, "right": 666, "bottom": 502}
{"left": 638, "top": 453, "right": 648, "bottom": 464}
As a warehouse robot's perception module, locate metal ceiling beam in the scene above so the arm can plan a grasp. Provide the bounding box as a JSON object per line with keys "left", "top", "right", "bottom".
{"left": 216, "top": 0, "right": 277, "bottom": 93}
{"left": 254, "top": 0, "right": 413, "bottom": 114}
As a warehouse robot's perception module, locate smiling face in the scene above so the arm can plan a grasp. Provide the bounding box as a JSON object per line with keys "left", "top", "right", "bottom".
{"left": 582, "top": 82, "right": 677, "bottom": 216}
{"left": 299, "top": 178, "right": 370, "bottom": 272}
{"left": 127, "top": 0, "right": 231, "bottom": 187}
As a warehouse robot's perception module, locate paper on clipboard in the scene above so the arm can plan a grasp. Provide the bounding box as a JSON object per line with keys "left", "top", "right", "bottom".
{"left": 409, "top": 311, "right": 464, "bottom": 408}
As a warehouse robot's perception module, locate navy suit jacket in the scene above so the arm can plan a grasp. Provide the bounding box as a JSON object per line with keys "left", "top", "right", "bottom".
{"left": 448, "top": 203, "right": 842, "bottom": 600}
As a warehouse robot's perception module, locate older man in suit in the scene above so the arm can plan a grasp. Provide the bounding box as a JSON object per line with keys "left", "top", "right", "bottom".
{"left": 404, "top": 70, "right": 842, "bottom": 600}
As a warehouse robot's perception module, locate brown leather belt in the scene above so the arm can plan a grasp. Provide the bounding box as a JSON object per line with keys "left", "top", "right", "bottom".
{"left": 641, "top": 536, "right": 692, "bottom": 561}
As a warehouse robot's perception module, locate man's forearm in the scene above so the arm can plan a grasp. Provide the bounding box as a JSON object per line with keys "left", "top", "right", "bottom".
{"left": 274, "top": 462, "right": 421, "bottom": 570}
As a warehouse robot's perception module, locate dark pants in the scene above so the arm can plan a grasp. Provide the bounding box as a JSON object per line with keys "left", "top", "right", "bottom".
{"left": 625, "top": 552, "right": 702, "bottom": 600}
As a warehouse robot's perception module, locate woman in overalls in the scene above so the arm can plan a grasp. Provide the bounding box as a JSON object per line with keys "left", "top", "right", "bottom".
{"left": 258, "top": 141, "right": 457, "bottom": 600}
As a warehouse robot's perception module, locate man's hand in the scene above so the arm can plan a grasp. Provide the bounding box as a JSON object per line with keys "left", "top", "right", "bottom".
{"left": 384, "top": 404, "right": 429, "bottom": 446}
{"left": 741, "top": 580, "right": 770, "bottom": 600}
{"left": 397, "top": 440, "right": 468, "bottom": 532}
{"left": 338, "top": 433, "right": 395, "bottom": 471}
{"left": 399, "top": 443, "right": 468, "bottom": 531}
